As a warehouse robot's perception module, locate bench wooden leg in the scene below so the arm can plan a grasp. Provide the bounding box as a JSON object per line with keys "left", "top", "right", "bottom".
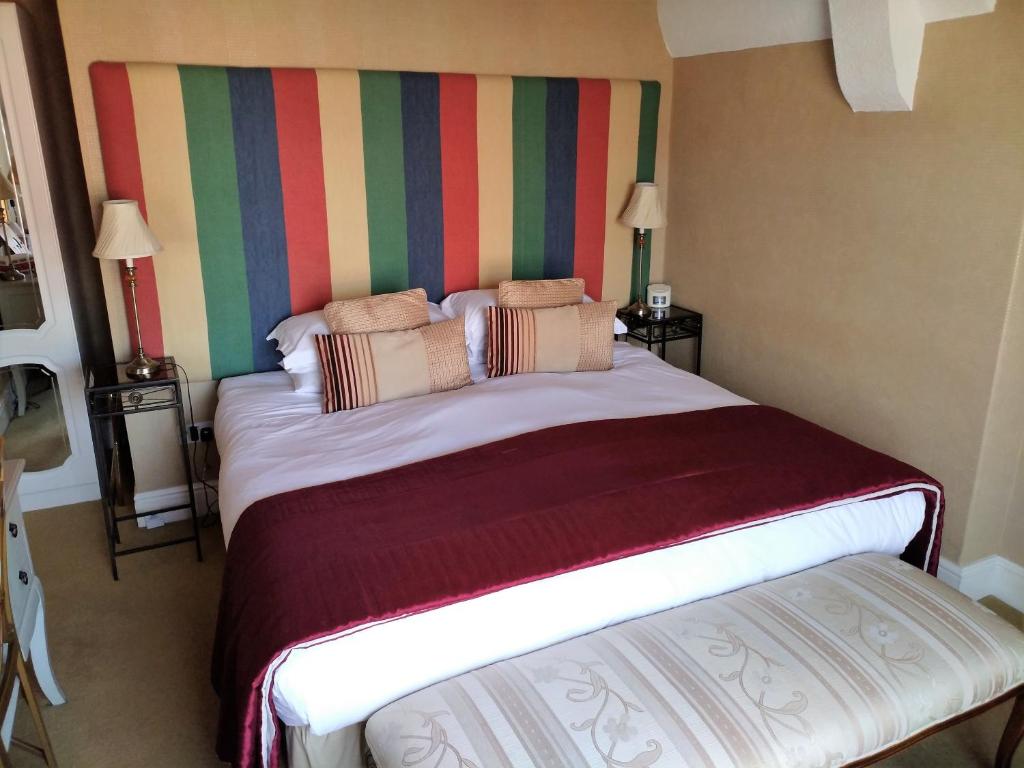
{"left": 997, "top": 693, "right": 1024, "bottom": 768}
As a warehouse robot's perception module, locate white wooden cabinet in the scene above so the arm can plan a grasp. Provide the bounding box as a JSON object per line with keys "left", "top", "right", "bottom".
{"left": 1, "top": 458, "right": 64, "bottom": 745}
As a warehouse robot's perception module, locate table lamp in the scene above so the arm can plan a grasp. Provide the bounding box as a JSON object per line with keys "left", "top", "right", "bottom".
{"left": 0, "top": 172, "right": 24, "bottom": 282}
{"left": 619, "top": 182, "right": 666, "bottom": 317}
{"left": 93, "top": 199, "right": 163, "bottom": 379}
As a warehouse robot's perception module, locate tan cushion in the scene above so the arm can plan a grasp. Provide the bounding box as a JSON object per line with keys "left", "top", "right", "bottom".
{"left": 486, "top": 301, "right": 615, "bottom": 377}
{"left": 497, "top": 278, "right": 585, "bottom": 308}
{"left": 315, "top": 317, "right": 470, "bottom": 412}
{"left": 323, "top": 288, "right": 430, "bottom": 335}
{"left": 367, "top": 553, "right": 1024, "bottom": 768}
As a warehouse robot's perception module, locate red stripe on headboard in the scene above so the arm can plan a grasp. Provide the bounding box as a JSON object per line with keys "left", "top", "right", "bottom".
{"left": 573, "top": 79, "right": 611, "bottom": 300}
{"left": 272, "top": 68, "right": 331, "bottom": 314}
{"left": 439, "top": 73, "right": 480, "bottom": 294}
{"left": 89, "top": 62, "right": 165, "bottom": 358}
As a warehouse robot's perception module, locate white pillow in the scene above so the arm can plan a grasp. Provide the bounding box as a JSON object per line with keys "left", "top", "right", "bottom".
{"left": 439, "top": 289, "right": 498, "bottom": 365}
{"left": 609, "top": 302, "right": 629, "bottom": 335}
{"left": 440, "top": 289, "right": 627, "bottom": 365}
{"left": 268, "top": 303, "right": 446, "bottom": 393}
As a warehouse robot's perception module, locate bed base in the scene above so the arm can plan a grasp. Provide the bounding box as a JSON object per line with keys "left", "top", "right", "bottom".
{"left": 285, "top": 723, "right": 365, "bottom": 768}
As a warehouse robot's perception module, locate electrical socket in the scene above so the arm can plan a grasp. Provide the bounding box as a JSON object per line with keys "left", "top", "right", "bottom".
{"left": 187, "top": 420, "right": 213, "bottom": 443}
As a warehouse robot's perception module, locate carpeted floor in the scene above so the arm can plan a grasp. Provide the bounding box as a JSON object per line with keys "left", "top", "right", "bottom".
{"left": 18, "top": 501, "right": 224, "bottom": 767}
{"left": 9, "top": 501, "right": 1021, "bottom": 766}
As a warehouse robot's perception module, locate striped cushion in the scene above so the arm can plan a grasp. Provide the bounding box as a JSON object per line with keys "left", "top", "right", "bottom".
{"left": 486, "top": 302, "right": 615, "bottom": 377}
{"left": 497, "top": 278, "right": 586, "bottom": 309}
{"left": 315, "top": 317, "right": 470, "bottom": 412}
{"left": 323, "top": 288, "right": 430, "bottom": 335}
{"left": 367, "top": 553, "right": 1024, "bottom": 768}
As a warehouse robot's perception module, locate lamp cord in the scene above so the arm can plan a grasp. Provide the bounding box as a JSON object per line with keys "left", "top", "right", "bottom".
{"left": 161, "top": 360, "right": 219, "bottom": 526}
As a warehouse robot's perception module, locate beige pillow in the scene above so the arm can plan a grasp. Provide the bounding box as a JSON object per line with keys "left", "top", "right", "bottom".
{"left": 497, "top": 278, "right": 585, "bottom": 309}
{"left": 315, "top": 317, "right": 471, "bottom": 412}
{"left": 486, "top": 301, "right": 615, "bottom": 378}
{"left": 324, "top": 288, "right": 430, "bottom": 334}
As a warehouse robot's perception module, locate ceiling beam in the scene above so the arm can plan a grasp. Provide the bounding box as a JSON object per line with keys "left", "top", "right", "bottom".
{"left": 657, "top": 0, "right": 996, "bottom": 111}
{"left": 657, "top": 0, "right": 995, "bottom": 58}
{"left": 656, "top": 0, "right": 830, "bottom": 59}
{"left": 829, "top": 0, "right": 924, "bottom": 111}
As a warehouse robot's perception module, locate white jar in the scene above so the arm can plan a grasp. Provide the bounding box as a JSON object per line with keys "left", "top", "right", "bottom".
{"left": 647, "top": 283, "right": 671, "bottom": 309}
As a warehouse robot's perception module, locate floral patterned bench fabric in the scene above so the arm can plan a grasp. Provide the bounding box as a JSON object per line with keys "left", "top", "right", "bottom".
{"left": 365, "top": 554, "right": 1024, "bottom": 768}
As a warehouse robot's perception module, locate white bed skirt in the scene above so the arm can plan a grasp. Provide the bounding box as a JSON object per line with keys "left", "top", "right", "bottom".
{"left": 286, "top": 724, "right": 365, "bottom": 768}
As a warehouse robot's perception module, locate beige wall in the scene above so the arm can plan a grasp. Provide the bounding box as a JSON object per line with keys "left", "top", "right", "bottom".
{"left": 969, "top": 214, "right": 1024, "bottom": 565}
{"left": 665, "top": 1, "right": 1024, "bottom": 566}
{"left": 1008, "top": 427, "right": 1024, "bottom": 563}
{"left": 57, "top": 0, "right": 673, "bottom": 491}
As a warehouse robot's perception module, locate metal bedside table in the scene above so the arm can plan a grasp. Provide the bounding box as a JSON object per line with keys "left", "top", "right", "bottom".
{"left": 616, "top": 305, "right": 703, "bottom": 374}
{"left": 84, "top": 356, "right": 202, "bottom": 580}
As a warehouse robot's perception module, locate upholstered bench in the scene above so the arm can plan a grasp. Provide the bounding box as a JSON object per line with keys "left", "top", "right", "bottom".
{"left": 365, "top": 553, "right": 1024, "bottom": 768}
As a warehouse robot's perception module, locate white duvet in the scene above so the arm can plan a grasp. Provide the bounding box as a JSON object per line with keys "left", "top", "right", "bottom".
{"left": 214, "top": 344, "right": 935, "bottom": 763}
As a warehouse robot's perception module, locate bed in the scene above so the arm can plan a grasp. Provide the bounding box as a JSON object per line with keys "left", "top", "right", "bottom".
{"left": 85, "top": 62, "right": 941, "bottom": 768}
{"left": 213, "top": 343, "right": 938, "bottom": 767}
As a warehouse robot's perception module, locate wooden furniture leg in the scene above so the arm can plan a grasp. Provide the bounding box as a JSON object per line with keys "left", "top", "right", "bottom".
{"left": 997, "top": 693, "right": 1024, "bottom": 768}
{"left": 13, "top": 654, "right": 57, "bottom": 765}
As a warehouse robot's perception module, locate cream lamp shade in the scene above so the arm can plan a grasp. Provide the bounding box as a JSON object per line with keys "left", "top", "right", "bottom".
{"left": 92, "top": 199, "right": 162, "bottom": 265}
{"left": 620, "top": 182, "right": 666, "bottom": 230}
{"left": 0, "top": 173, "right": 15, "bottom": 201}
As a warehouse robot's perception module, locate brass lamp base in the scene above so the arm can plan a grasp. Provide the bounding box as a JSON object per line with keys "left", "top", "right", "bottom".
{"left": 125, "top": 351, "right": 160, "bottom": 379}
{"left": 628, "top": 227, "right": 651, "bottom": 318}
{"left": 122, "top": 262, "right": 160, "bottom": 379}
{"left": 627, "top": 298, "right": 651, "bottom": 318}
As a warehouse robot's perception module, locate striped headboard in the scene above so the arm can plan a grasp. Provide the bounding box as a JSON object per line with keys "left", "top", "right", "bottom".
{"left": 90, "top": 63, "right": 660, "bottom": 380}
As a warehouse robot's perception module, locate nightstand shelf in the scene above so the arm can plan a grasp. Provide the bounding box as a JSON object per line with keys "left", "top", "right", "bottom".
{"left": 84, "top": 356, "right": 202, "bottom": 580}
{"left": 616, "top": 305, "right": 703, "bottom": 374}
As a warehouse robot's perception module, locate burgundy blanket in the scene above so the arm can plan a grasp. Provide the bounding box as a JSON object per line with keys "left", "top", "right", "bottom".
{"left": 212, "top": 405, "right": 942, "bottom": 767}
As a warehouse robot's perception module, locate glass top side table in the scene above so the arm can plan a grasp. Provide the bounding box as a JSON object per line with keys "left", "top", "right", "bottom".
{"left": 84, "top": 356, "right": 202, "bottom": 580}
{"left": 616, "top": 305, "right": 703, "bottom": 374}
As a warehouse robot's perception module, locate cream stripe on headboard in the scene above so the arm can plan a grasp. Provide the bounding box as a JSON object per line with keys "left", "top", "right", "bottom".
{"left": 603, "top": 80, "right": 642, "bottom": 308}
{"left": 129, "top": 64, "right": 213, "bottom": 381}
{"left": 318, "top": 69, "right": 371, "bottom": 301}
{"left": 477, "top": 75, "right": 514, "bottom": 288}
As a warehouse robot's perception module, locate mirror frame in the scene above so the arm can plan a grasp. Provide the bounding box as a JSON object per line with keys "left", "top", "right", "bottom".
{"left": 0, "top": 5, "right": 99, "bottom": 510}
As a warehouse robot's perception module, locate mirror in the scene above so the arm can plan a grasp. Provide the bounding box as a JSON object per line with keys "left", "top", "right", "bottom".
{"left": 0, "top": 364, "right": 70, "bottom": 471}
{"left": 0, "top": 95, "right": 42, "bottom": 329}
